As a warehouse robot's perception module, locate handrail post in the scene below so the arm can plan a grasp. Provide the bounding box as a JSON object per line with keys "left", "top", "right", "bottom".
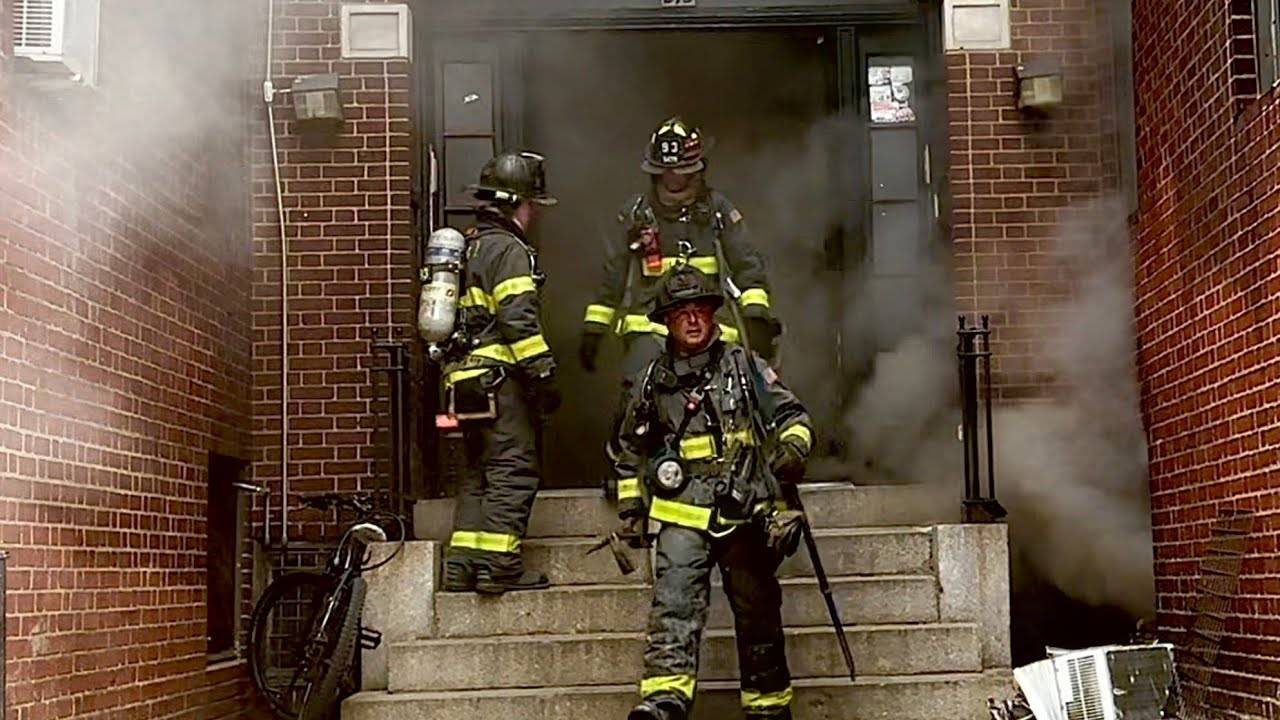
{"left": 956, "top": 315, "right": 1007, "bottom": 523}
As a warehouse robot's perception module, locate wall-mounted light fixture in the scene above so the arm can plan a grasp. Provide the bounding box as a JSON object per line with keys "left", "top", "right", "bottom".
{"left": 1014, "top": 61, "right": 1064, "bottom": 114}
{"left": 290, "top": 73, "right": 345, "bottom": 132}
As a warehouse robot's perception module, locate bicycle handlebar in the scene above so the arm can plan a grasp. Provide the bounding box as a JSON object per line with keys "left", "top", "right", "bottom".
{"left": 299, "top": 492, "right": 376, "bottom": 515}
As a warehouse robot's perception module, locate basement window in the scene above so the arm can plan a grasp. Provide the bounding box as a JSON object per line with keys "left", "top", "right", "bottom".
{"left": 9, "top": 0, "right": 101, "bottom": 87}
{"left": 1259, "top": 0, "right": 1279, "bottom": 89}
{"left": 207, "top": 453, "right": 249, "bottom": 661}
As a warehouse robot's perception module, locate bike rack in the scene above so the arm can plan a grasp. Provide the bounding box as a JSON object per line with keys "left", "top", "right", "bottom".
{"left": 956, "top": 315, "right": 1006, "bottom": 523}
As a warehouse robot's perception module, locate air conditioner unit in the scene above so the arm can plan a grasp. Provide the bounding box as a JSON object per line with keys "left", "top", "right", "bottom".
{"left": 11, "top": 0, "right": 100, "bottom": 87}
{"left": 1014, "top": 644, "right": 1176, "bottom": 720}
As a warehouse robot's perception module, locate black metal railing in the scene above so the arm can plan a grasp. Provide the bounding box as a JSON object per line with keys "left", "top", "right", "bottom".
{"left": 371, "top": 327, "right": 412, "bottom": 525}
{"left": 956, "top": 315, "right": 1006, "bottom": 523}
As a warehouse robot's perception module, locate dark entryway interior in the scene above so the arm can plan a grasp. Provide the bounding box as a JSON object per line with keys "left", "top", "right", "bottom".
{"left": 523, "top": 28, "right": 841, "bottom": 489}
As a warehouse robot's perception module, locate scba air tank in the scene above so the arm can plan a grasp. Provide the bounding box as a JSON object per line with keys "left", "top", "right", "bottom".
{"left": 418, "top": 227, "right": 467, "bottom": 344}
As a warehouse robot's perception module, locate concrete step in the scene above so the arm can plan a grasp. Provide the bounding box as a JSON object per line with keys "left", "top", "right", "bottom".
{"left": 433, "top": 575, "right": 938, "bottom": 637}
{"left": 387, "top": 623, "right": 981, "bottom": 692}
{"left": 344, "top": 670, "right": 1015, "bottom": 720}
{"left": 415, "top": 483, "right": 960, "bottom": 541}
{"left": 521, "top": 526, "right": 934, "bottom": 586}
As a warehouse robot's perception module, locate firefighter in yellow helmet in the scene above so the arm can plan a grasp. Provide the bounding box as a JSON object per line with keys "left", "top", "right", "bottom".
{"left": 579, "top": 116, "right": 783, "bottom": 499}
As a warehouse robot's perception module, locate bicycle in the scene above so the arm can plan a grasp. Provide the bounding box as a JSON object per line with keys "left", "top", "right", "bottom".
{"left": 248, "top": 492, "right": 407, "bottom": 720}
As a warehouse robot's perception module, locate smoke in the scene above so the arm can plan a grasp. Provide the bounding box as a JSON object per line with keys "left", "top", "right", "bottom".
{"left": 710, "top": 110, "right": 1156, "bottom": 620}
{"left": 822, "top": 196, "right": 1156, "bottom": 620}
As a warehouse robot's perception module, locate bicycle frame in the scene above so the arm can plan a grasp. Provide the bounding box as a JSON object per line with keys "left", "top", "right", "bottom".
{"left": 292, "top": 497, "right": 403, "bottom": 716}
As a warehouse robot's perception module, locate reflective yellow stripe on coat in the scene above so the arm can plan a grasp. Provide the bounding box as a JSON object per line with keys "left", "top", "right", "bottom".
{"left": 649, "top": 498, "right": 713, "bottom": 530}
{"left": 617, "top": 477, "right": 642, "bottom": 502}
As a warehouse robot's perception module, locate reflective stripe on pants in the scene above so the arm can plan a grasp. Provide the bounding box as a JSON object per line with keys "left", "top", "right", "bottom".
{"left": 641, "top": 524, "right": 791, "bottom": 715}
{"left": 444, "top": 379, "right": 540, "bottom": 577}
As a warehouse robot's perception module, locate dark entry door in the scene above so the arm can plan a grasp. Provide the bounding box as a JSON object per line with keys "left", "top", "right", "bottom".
{"left": 426, "top": 23, "right": 938, "bottom": 489}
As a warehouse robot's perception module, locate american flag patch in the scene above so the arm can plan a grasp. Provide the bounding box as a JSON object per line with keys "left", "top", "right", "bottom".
{"left": 763, "top": 367, "right": 778, "bottom": 384}
{"left": 729, "top": 208, "right": 743, "bottom": 224}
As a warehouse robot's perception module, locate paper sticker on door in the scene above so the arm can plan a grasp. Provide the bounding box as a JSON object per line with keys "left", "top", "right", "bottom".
{"left": 869, "top": 62, "right": 916, "bottom": 124}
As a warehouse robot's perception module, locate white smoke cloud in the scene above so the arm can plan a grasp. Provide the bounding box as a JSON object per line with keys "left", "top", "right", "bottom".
{"left": 619, "top": 97, "right": 1155, "bottom": 618}
{"left": 831, "top": 197, "right": 1156, "bottom": 619}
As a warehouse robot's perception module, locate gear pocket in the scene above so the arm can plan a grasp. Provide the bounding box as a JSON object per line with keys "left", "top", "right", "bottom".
{"left": 446, "top": 368, "right": 504, "bottom": 421}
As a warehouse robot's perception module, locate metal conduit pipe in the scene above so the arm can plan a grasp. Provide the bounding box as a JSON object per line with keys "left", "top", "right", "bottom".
{"left": 263, "top": 0, "right": 292, "bottom": 548}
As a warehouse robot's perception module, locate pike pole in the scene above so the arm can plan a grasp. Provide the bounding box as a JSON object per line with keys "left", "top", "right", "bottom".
{"left": 709, "top": 231, "right": 857, "bottom": 682}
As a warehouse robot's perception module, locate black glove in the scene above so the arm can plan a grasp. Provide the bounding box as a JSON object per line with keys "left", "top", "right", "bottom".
{"left": 618, "top": 512, "right": 650, "bottom": 549}
{"left": 529, "top": 373, "right": 562, "bottom": 416}
{"left": 578, "top": 330, "right": 604, "bottom": 373}
{"left": 744, "top": 316, "right": 780, "bottom": 360}
{"left": 769, "top": 438, "right": 807, "bottom": 485}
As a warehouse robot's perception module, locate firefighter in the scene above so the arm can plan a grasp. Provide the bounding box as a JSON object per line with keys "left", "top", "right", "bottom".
{"left": 440, "top": 151, "right": 561, "bottom": 595}
{"left": 579, "top": 116, "right": 783, "bottom": 499}
{"left": 611, "top": 264, "right": 814, "bottom": 720}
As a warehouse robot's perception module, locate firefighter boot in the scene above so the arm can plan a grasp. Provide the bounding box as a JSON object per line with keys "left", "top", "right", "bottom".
{"left": 474, "top": 565, "right": 550, "bottom": 595}
{"left": 442, "top": 558, "right": 477, "bottom": 592}
{"left": 627, "top": 698, "right": 687, "bottom": 720}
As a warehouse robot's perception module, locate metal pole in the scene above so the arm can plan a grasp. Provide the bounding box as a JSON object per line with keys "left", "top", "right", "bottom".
{"left": 1, "top": 550, "right": 7, "bottom": 720}
{"left": 980, "top": 315, "right": 997, "bottom": 501}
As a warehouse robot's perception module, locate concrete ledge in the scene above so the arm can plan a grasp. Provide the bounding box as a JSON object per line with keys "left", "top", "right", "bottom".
{"left": 388, "top": 624, "right": 981, "bottom": 692}
{"left": 361, "top": 541, "right": 439, "bottom": 690}
{"left": 432, "top": 575, "right": 938, "bottom": 637}
{"left": 344, "top": 670, "right": 1016, "bottom": 720}
{"left": 934, "top": 524, "right": 1011, "bottom": 668}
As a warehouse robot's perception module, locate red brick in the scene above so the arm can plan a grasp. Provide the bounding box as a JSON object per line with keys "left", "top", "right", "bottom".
{"left": 0, "top": 0, "right": 258, "bottom": 716}
{"left": 1134, "top": 0, "right": 1280, "bottom": 700}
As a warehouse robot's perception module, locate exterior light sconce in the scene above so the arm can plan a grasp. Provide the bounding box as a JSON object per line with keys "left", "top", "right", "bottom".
{"left": 1014, "top": 61, "right": 1064, "bottom": 115}
{"left": 289, "top": 73, "right": 345, "bottom": 133}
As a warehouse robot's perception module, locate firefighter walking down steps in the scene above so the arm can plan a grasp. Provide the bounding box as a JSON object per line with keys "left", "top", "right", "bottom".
{"left": 432, "top": 151, "right": 561, "bottom": 595}
{"left": 610, "top": 264, "right": 814, "bottom": 720}
{"left": 579, "top": 117, "right": 784, "bottom": 499}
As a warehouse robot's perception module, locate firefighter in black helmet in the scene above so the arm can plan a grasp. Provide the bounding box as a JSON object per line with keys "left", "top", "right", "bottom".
{"left": 440, "top": 150, "right": 560, "bottom": 595}
{"left": 611, "top": 264, "right": 813, "bottom": 720}
{"left": 578, "top": 117, "right": 783, "bottom": 498}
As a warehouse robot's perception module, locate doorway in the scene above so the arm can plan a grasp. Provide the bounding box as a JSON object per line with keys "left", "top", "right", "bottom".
{"left": 425, "top": 22, "right": 942, "bottom": 490}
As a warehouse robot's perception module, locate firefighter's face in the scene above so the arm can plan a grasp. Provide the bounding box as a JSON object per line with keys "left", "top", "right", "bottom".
{"left": 513, "top": 201, "right": 541, "bottom": 231}
{"left": 667, "top": 300, "right": 717, "bottom": 354}
{"left": 661, "top": 169, "right": 692, "bottom": 193}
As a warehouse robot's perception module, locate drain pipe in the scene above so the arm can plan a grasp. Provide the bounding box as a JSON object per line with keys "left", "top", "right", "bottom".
{"left": 1, "top": 551, "right": 7, "bottom": 718}
{"left": 263, "top": 0, "right": 291, "bottom": 548}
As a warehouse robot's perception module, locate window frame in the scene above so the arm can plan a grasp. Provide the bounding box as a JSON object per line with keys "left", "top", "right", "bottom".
{"left": 1260, "top": 0, "right": 1280, "bottom": 90}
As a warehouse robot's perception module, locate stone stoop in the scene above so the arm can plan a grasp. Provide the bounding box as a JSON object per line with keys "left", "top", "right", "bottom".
{"left": 347, "top": 484, "right": 1014, "bottom": 720}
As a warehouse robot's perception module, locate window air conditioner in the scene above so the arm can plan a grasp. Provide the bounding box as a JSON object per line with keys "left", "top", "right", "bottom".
{"left": 11, "top": 0, "right": 100, "bottom": 87}
{"left": 1014, "top": 644, "right": 1176, "bottom": 720}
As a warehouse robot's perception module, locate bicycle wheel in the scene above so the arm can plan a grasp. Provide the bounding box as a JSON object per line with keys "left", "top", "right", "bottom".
{"left": 248, "top": 571, "right": 336, "bottom": 719}
{"left": 298, "top": 576, "right": 367, "bottom": 720}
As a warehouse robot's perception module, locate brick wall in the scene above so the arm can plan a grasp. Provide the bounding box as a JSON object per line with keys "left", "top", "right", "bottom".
{"left": 947, "top": 0, "right": 1124, "bottom": 399}
{"left": 251, "top": 0, "right": 416, "bottom": 546}
{"left": 1132, "top": 0, "right": 1280, "bottom": 714}
{"left": 0, "top": 0, "right": 258, "bottom": 717}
